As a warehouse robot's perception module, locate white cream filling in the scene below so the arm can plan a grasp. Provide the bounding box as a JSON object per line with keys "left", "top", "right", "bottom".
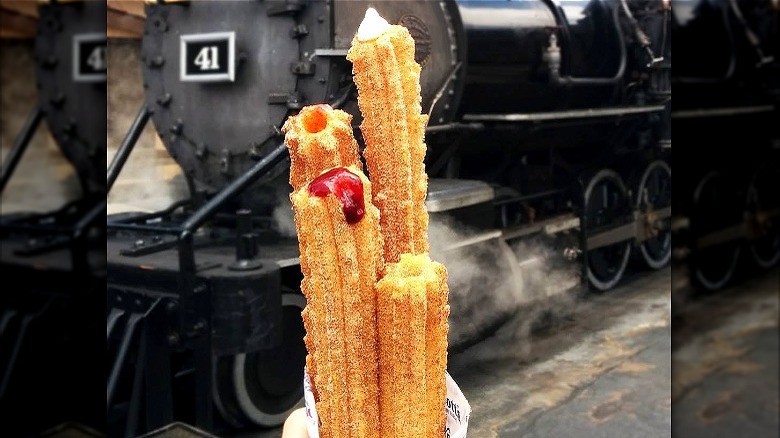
{"left": 356, "top": 7, "right": 391, "bottom": 41}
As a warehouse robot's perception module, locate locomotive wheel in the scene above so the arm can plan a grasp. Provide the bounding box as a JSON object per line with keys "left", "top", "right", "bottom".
{"left": 584, "top": 170, "right": 632, "bottom": 291}
{"left": 746, "top": 164, "right": 780, "bottom": 269}
{"left": 691, "top": 172, "right": 741, "bottom": 291}
{"left": 213, "top": 356, "right": 248, "bottom": 428}
{"left": 213, "top": 293, "right": 306, "bottom": 428}
{"left": 635, "top": 160, "right": 672, "bottom": 269}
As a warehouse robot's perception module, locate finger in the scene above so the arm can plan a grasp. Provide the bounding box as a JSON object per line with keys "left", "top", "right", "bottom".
{"left": 281, "top": 408, "right": 309, "bottom": 438}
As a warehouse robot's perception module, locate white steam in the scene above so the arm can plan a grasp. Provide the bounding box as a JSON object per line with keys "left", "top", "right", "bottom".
{"left": 273, "top": 183, "right": 298, "bottom": 237}
{"left": 428, "top": 216, "right": 580, "bottom": 348}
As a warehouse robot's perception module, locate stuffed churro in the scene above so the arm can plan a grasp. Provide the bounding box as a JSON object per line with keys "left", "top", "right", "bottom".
{"left": 347, "top": 8, "right": 430, "bottom": 264}
{"left": 284, "top": 106, "right": 383, "bottom": 438}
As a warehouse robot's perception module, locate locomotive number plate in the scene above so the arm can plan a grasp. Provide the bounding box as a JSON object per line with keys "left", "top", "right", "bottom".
{"left": 73, "top": 34, "right": 107, "bottom": 82}
{"left": 180, "top": 32, "right": 235, "bottom": 82}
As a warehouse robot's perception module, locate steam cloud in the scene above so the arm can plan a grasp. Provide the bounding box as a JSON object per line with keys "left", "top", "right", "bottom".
{"left": 273, "top": 183, "right": 298, "bottom": 237}
{"left": 428, "top": 216, "right": 580, "bottom": 350}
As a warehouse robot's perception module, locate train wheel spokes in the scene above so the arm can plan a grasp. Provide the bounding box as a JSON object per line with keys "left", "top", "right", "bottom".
{"left": 691, "top": 172, "right": 741, "bottom": 291}
{"left": 584, "top": 169, "right": 632, "bottom": 291}
{"left": 636, "top": 160, "right": 672, "bottom": 269}
{"left": 746, "top": 164, "right": 780, "bottom": 269}
{"left": 214, "top": 293, "right": 306, "bottom": 428}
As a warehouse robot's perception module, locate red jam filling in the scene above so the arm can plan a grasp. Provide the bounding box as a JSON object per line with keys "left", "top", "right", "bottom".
{"left": 308, "top": 167, "right": 366, "bottom": 224}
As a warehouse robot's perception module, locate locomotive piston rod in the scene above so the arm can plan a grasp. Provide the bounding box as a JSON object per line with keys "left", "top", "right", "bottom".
{"left": 438, "top": 205, "right": 671, "bottom": 256}
{"left": 586, "top": 207, "right": 673, "bottom": 251}
{"left": 695, "top": 208, "right": 780, "bottom": 250}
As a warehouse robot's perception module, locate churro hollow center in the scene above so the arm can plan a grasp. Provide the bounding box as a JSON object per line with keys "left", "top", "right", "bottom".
{"left": 302, "top": 105, "right": 329, "bottom": 133}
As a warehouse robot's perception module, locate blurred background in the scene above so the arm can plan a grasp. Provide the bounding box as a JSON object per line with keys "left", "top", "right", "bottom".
{"left": 1, "top": 2, "right": 82, "bottom": 213}
{"left": 1, "top": 0, "right": 106, "bottom": 436}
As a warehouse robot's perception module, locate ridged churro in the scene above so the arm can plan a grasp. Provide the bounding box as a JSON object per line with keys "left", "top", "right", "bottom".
{"left": 285, "top": 105, "right": 383, "bottom": 438}
{"left": 348, "top": 9, "right": 450, "bottom": 437}
{"left": 376, "top": 273, "right": 427, "bottom": 437}
{"left": 380, "top": 253, "right": 450, "bottom": 438}
{"left": 284, "top": 105, "right": 366, "bottom": 435}
{"left": 283, "top": 104, "right": 363, "bottom": 191}
{"left": 347, "top": 8, "right": 430, "bottom": 263}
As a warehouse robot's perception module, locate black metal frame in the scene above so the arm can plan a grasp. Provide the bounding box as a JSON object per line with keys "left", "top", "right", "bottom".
{"left": 106, "top": 292, "right": 175, "bottom": 436}
{"left": 106, "top": 104, "right": 288, "bottom": 432}
{"left": 0, "top": 107, "right": 44, "bottom": 193}
{"left": 0, "top": 104, "right": 106, "bottom": 276}
{"left": 0, "top": 106, "right": 106, "bottom": 266}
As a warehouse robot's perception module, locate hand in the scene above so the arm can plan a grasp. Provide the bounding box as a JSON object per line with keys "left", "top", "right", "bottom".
{"left": 281, "top": 407, "right": 308, "bottom": 438}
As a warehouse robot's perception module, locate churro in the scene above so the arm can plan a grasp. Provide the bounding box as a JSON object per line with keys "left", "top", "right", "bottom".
{"left": 347, "top": 8, "right": 430, "bottom": 263}
{"left": 282, "top": 104, "right": 363, "bottom": 191}
{"left": 285, "top": 105, "right": 383, "bottom": 438}
{"left": 375, "top": 273, "right": 427, "bottom": 437}
{"left": 378, "top": 253, "right": 450, "bottom": 438}
{"left": 348, "top": 9, "right": 450, "bottom": 437}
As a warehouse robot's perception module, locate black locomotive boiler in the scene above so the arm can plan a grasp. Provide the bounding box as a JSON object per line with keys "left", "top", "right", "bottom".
{"left": 106, "top": 0, "right": 676, "bottom": 434}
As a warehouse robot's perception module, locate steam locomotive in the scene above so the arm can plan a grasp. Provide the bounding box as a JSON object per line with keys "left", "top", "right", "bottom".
{"left": 103, "top": 0, "right": 775, "bottom": 436}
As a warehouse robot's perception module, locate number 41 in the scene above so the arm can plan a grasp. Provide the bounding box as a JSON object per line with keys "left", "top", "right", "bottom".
{"left": 194, "top": 46, "right": 219, "bottom": 71}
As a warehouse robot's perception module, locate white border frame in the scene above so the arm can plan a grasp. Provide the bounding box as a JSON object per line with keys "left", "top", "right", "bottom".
{"left": 180, "top": 31, "right": 235, "bottom": 82}
{"left": 73, "top": 33, "right": 107, "bottom": 82}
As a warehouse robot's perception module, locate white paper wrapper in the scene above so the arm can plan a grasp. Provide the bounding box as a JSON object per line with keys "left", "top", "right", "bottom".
{"left": 303, "top": 370, "right": 470, "bottom": 438}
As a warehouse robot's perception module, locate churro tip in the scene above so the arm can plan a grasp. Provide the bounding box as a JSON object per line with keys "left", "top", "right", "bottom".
{"left": 356, "top": 7, "right": 391, "bottom": 42}
{"left": 285, "top": 104, "right": 338, "bottom": 136}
